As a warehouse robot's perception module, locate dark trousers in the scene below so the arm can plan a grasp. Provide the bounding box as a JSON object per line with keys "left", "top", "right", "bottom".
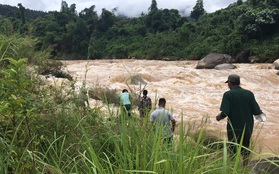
{"left": 123, "top": 104, "right": 131, "bottom": 117}
{"left": 227, "top": 133, "right": 251, "bottom": 156}
{"left": 163, "top": 136, "right": 173, "bottom": 148}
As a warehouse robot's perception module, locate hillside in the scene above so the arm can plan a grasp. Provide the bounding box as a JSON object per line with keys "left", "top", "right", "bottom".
{"left": 0, "top": 4, "right": 47, "bottom": 20}
{"left": 0, "top": 0, "right": 278, "bottom": 61}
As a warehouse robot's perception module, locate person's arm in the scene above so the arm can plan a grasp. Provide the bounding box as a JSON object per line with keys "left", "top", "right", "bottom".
{"left": 216, "top": 92, "right": 229, "bottom": 121}
{"left": 216, "top": 112, "right": 227, "bottom": 121}
{"left": 250, "top": 92, "right": 262, "bottom": 115}
{"left": 168, "top": 111, "right": 176, "bottom": 132}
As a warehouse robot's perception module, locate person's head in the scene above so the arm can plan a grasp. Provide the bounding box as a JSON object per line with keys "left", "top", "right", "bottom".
{"left": 225, "top": 74, "right": 240, "bottom": 89}
{"left": 122, "top": 89, "right": 128, "bottom": 93}
{"left": 143, "top": 89, "right": 148, "bottom": 96}
{"left": 158, "top": 98, "right": 166, "bottom": 107}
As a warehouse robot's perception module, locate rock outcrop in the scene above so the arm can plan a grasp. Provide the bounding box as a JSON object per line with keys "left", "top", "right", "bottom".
{"left": 214, "top": 63, "right": 237, "bottom": 70}
{"left": 273, "top": 59, "right": 279, "bottom": 70}
{"left": 248, "top": 56, "right": 260, "bottom": 63}
{"left": 196, "top": 53, "right": 232, "bottom": 69}
{"left": 233, "top": 50, "right": 262, "bottom": 63}
{"left": 234, "top": 50, "right": 250, "bottom": 63}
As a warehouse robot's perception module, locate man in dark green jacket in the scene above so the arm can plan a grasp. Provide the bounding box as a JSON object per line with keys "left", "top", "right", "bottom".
{"left": 216, "top": 74, "right": 262, "bottom": 167}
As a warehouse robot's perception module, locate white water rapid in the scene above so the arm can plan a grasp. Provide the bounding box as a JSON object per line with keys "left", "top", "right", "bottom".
{"left": 62, "top": 59, "right": 279, "bottom": 154}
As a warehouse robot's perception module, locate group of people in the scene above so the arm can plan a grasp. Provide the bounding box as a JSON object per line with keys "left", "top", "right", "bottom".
{"left": 119, "top": 88, "right": 153, "bottom": 118}
{"left": 119, "top": 88, "right": 176, "bottom": 146}
{"left": 119, "top": 74, "right": 263, "bottom": 167}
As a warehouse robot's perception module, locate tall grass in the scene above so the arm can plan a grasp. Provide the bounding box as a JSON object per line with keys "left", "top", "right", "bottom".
{"left": 0, "top": 34, "right": 49, "bottom": 62}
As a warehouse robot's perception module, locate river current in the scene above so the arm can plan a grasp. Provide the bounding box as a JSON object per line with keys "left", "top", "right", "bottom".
{"left": 62, "top": 59, "right": 279, "bottom": 154}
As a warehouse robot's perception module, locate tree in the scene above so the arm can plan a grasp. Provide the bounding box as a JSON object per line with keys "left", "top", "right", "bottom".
{"left": 237, "top": 0, "right": 243, "bottom": 5}
{"left": 148, "top": 0, "right": 158, "bottom": 12}
{"left": 87, "top": 34, "right": 105, "bottom": 59}
{"left": 97, "top": 8, "right": 115, "bottom": 32}
{"left": 69, "top": 4, "right": 77, "bottom": 16}
{"left": 266, "top": 0, "right": 279, "bottom": 7}
{"left": 79, "top": 5, "right": 98, "bottom": 35}
{"left": 146, "top": 0, "right": 163, "bottom": 33}
{"left": 17, "top": 3, "right": 25, "bottom": 24}
{"left": 190, "top": 0, "right": 205, "bottom": 21}
{"left": 60, "top": 1, "right": 69, "bottom": 13}
{"left": 54, "top": 12, "right": 70, "bottom": 29}
{"left": 151, "top": 10, "right": 165, "bottom": 32}
{"left": 237, "top": 8, "right": 279, "bottom": 39}
{"left": 66, "top": 18, "right": 88, "bottom": 56}
{"left": 248, "top": 0, "right": 258, "bottom": 6}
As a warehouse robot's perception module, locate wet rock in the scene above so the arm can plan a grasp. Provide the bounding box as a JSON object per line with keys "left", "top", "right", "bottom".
{"left": 162, "top": 57, "right": 171, "bottom": 61}
{"left": 234, "top": 50, "right": 250, "bottom": 63}
{"left": 196, "top": 53, "right": 232, "bottom": 69}
{"left": 249, "top": 157, "right": 279, "bottom": 174}
{"left": 248, "top": 56, "right": 260, "bottom": 63}
{"left": 130, "top": 75, "right": 147, "bottom": 85}
{"left": 273, "top": 59, "right": 279, "bottom": 70}
{"left": 214, "top": 63, "right": 237, "bottom": 70}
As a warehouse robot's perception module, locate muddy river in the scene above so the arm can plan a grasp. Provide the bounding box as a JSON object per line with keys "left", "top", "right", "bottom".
{"left": 62, "top": 59, "right": 279, "bottom": 154}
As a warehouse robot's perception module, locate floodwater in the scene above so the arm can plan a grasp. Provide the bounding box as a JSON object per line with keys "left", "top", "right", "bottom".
{"left": 62, "top": 59, "right": 279, "bottom": 154}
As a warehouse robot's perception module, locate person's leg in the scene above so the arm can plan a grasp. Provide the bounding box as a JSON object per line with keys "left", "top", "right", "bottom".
{"left": 163, "top": 136, "right": 173, "bottom": 149}
{"left": 227, "top": 133, "right": 237, "bottom": 155}
{"left": 228, "top": 132, "right": 252, "bottom": 167}
{"left": 124, "top": 104, "right": 132, "bottom": 117}
{"left": 139, "top": 110, "right": 144, "bottom": 117}
{"left": 240, "top": 134, "right": 251, "bottom": 167}
{"left": 169, "top": 136, "right": 173, "bottom": 147}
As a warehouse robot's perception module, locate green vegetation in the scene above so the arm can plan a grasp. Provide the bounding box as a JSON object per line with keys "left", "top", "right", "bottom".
{"left": 0, "top": 1, "right": 279, "bottom": 173}
{"left": 1, "top": 34, "right": 279, "bottom": 173}
{"left": 0, "top": 0, "right": 279, "bottom": 61}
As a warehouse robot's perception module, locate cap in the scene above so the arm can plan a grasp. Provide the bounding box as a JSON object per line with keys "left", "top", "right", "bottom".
{"left": 225, "top": 74, "right": 240, "bottom": 83}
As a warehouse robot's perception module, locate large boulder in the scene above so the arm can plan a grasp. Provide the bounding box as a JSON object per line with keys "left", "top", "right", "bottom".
{"left": 273, "top": 59, "right": 279, "bottom": 70}
{"left": 234, "top": 50, "right": 250, "bottom": 63}
{"left": 196, "top": 53, "right": 232, "bottom": 69}
{"left": 214, "top": 63, "right": 236, "bottom": 70}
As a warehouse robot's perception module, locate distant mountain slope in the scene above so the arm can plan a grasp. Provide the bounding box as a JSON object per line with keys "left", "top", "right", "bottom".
{"left": 0, "top": 4, "right": 47, "bottom": 20}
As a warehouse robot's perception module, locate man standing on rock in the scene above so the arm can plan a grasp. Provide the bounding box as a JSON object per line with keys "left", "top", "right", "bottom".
{"left": 216, "top": 74, "right": 263, "bottom": 167}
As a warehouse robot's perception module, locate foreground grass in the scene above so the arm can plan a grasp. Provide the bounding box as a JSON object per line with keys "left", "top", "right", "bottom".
{"left": 1, "top": 100, "right": 278, "bottom": 174}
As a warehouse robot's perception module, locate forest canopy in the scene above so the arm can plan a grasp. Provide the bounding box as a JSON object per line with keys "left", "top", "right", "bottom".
{"left": 0, "top": 0, "right": 278, "bottom": 61}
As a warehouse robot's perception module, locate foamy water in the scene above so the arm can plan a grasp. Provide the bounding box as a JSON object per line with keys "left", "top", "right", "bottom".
{"left": 62, "top": 59, "right": 279, "bottom": 154}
